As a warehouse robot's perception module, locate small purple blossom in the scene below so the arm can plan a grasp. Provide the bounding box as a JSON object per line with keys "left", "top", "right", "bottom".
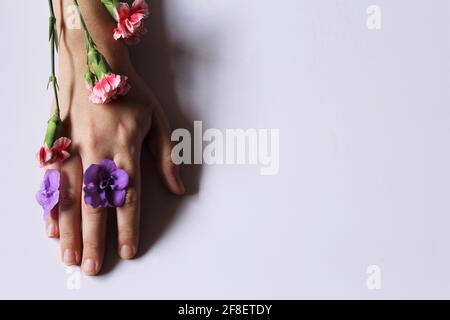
{"left": 83, "top": 160, "right": 129, "bottom": 208}
{"left": 36, "top": 169, "right": 60, "bottom": 219}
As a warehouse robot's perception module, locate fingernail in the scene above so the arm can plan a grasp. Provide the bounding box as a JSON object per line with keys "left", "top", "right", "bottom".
{"left": 63, "top": 249, "right": 76, "bottom": 265}
{"left": 82, "top": 259, "right": 96, "bottom": 275}
{"left": 47, "top": 224, "right": 56, "bottom": 237}
{"left": 120, "top": 245, "right": 135, "bottom": 259}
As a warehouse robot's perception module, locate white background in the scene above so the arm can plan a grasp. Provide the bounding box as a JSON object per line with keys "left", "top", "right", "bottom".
{"left": 1, "top": 0, "right": 450, "bottom": 299}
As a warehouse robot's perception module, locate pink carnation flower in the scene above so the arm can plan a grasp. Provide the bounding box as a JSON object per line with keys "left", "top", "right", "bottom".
{"left": 37, "top": 137, "right": 72, "bottom": 167}
{"left": 88, "top": 73, "right": 131, "bottom": 104}
{"left": 113, "top": 0, "right": 149, "bottom": 45}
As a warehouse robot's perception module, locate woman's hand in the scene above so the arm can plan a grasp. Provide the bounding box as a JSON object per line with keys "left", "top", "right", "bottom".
{"left": 45, "top": 0, "right": 185, "bottom": 275}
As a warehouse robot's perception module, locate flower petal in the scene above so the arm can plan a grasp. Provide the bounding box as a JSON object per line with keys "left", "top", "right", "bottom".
{"left": 111, "top": 169, "right": 129, "bottom": 190}
{"left": 89, "top": 74, "right": 130, "bottom": 104}
{"left": 113, "top": 28, "right": 124, "bottom": 40}
{"left": 84, "top": 188, "right": 108, "bottom": 208}
{"left": 37, "top": 147, "right": 46, "bottom": 166}
{"left": 84, "top": 164, "right": 103, "bottom": 185}
{"left": 132, "top": 0, "right": 149, "bottom": 15}
{"left": 38, "top": 146, "right": 55, "bottom": 167}
{"left": 106, "top": 189, "right": 126, "bottom": 207}
{"left": 116, "top": 3, "right": 131, "bottom": 20}
{"left": 112, "top": 0, "right": 149, "bottom": 44}
{"left": 43, "top": 190, "right": 59, "bottom": 219}
{"left": 36, "top": 190, "right": 50, "bottom": 208}
{"left": 53, "top": 137, "right": 72, "bottom": 151}
{"left": 36, "top": 169, "right": 60, "bottom": 218}
{"left": 56, "top": 150, "right": 71, "bottom": 162}
{"left": 46, "top": 169, "right": 60, "bottom": 193}
{"left": 83, "top": 182, "right": 97, "bottom": 193}
{"left": 100, "top": 159, "right": 118, "bottom": 174}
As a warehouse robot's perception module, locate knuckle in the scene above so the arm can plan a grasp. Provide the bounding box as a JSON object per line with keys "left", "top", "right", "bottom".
{"left": 83, "top": 240, "right": 102, "bottom": 253}
{"left": 83, "top": 206, "right": 104, "bottom": 217}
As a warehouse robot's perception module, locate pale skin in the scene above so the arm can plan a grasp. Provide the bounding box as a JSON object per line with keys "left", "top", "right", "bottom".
{"left": 46, "top": 0, "right": 185, "bottom": 275}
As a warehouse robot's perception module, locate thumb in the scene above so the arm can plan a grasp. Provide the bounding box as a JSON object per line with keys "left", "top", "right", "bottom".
{"left": 147, "top": 109, "right": 185, "bottom": 195}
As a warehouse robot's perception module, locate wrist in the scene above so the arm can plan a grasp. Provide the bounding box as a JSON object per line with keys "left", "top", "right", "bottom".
{"left": 55, "top": 0, "right": 132, "bottom": 72}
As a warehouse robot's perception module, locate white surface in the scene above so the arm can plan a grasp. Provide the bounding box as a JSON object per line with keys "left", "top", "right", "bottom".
{"left": 1, "top": 0, "right": 450, "bottom": 299}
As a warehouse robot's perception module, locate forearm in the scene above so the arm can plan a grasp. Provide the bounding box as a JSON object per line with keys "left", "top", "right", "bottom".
{"left": 52, "top": 0, "right": 132, "bottom": 78}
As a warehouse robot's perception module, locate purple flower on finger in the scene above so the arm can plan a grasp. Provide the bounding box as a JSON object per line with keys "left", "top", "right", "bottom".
{"left": 83, "top": 160, "right": 129, "bottom": 208}
{"left": 36, "top": 169, "right": 60, "bottom": 219}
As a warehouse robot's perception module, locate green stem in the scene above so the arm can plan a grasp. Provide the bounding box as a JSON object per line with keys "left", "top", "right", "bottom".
{"left": 46, "top": 0, "right": 61, "bottom": 148}
{"left": 73, "top": 1, "right": 113, "bottom": 82}
{"left": 100, "top": 0, "right": 119, "bottom": 21}
{"left": 48, "top": 0, "right": 55, "bottom": 19}
{"left": 48, "top": 0, "right": 60, "bottom": 117}
{"left": 73, "top": 0, "right": 94, "bottom": 49}
{"left": 50, "top": 36, "right": 60, "bottom": 119}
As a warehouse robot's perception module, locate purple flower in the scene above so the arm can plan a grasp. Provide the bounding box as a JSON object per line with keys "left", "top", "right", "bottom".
{"left": 83, "top": 160, "right": 129, "bottom": 208}
{"left": 36, "top": 169, "right": 60, "bottom": 219}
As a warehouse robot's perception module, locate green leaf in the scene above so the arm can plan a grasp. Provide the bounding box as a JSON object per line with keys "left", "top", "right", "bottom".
{"left": 85, "top": 70, "right": 96, "bottom": 87}
{"left": 54, "top": 28, "right": 59, "bottom": 52}
{"left": 47, "top": 76, "right": 53, "bottom": 90}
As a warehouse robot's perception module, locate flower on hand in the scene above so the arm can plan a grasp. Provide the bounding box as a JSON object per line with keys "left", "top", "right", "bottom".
{"left": 84, "top": 160, "right": 129, "bottom": 208}
{"left": 87, "top": 73, "right": 130, "bottom": 104}
{"left": 113, "top": 0, "right": 149, "bottom": 45}
{"left": 36, "top": 169, "right": 60, "bottom": 219}
{"left": 37, "top": 137, "right": 72, "bottom": 167}
{"left": 84, "top": 43, "right": 131, "bottom": 105}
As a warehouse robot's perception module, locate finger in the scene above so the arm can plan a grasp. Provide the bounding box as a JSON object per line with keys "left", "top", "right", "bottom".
{"left": 45, "top": 209, "right": 59, "bottom": 238}
{"left": 80, "top": 156, "right": 108, "bottom": 276}
{"left": 42, "top": 163, "right": 60, "bottom": 238}
{"left": 58, "top": 155, "right": 82, "bottom": 266}
{"left": 114, "top": 153, "right": 140, "bottom": 260}
{"left": 147, "top": 109, "right": 185, "bottom": 195}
